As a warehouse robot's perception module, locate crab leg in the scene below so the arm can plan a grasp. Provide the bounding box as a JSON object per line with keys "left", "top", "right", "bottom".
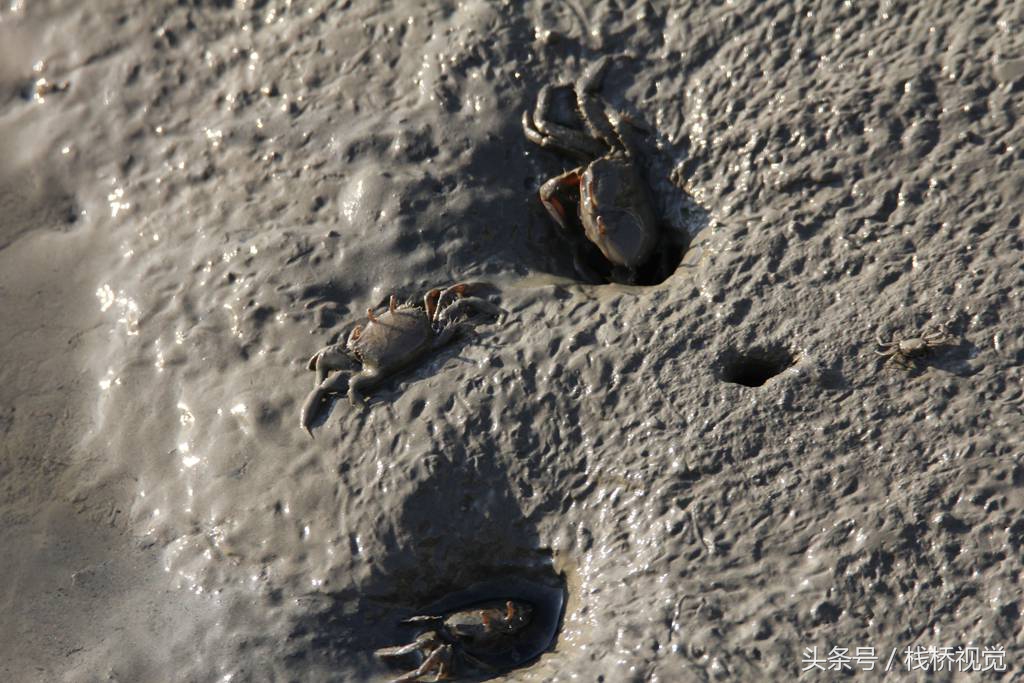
{"left": 435, "top": 283, "right": 469, "bottom": 314}
{"left": 423, "top": 289, "right": 442, "bottom": 322}
{"left": 389, "top": 295, "right": 398, "bottom": 313}
{"left": 522, "top": 84, "right": 606, "bottom": 160}
{"left": 430, "top": 320, "right": 476, "bottom": 350}
{"left": 367, "top": 307, "right": 378, "bottom": 323}
{"left": 875, "top": 334, "right": 896, "bottom": 349}
{"left": 523, "top": 112, "right": 605, "bottom": 160}
{"left": 375, "top": 640, "right": 431, "bottom": 660}
{"left": 436, "top": 298, "right": 505, "bottom": 327}
{"left": 576, "top": 56, "right": 624, "bottom": 152}
{"left": 402, "top": 614, "right": 444, "bottom": 625}
{"left": 306, "top": 343, "right": 351, "bottom": 383}
{"left": 578, "top": 55, "right": 613, "bottom": 95}
{"left": 433, "top": 283, "right": 487, "bottom": 312}
{"left": 348, "top": 368, "right": 381, "bottom": 406}
{"left": 376, "top": 631, "right": 442, "bottom": 659}
{"left": 388, "top": 644, "right": 452, "bottom": 683}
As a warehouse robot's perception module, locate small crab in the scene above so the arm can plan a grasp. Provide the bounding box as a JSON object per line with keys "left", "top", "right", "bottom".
{"left": 300, "top": 283, "right": 503, "bottom": 432}
{"left": 875, "top": 324, "right": 953, "bottom": 368}
{"left": 375, "top": 600, "right": 533, "bottom": 682}
{"left": 523, "top": 56, "right": 660, "bottom": 283}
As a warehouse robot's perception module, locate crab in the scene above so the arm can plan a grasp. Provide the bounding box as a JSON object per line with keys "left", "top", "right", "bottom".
{"left": 522, "top": 56, "right": 660, "bottom": 283}
{"left": 875, "top": 325, "right": 953, "bottom": 368}
{"left": 375, "top": 600, "right": 533, "bottom": 682}
{"left": 300, "top": 283, "right": 503, "bottom": 432}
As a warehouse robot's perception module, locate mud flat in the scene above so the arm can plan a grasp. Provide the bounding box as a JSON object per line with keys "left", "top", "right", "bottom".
{"left": 1, "top": 1, "right": 1022, "bottom": 681}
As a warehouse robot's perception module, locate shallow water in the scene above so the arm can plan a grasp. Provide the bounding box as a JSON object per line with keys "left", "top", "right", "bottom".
{"left": 1, "top": 1, "right": 1022, "bottom": 681}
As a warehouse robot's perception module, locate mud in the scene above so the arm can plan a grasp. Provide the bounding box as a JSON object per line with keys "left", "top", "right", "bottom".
{"left": 1, "top": 1, "right": 1022, "bottom": 681}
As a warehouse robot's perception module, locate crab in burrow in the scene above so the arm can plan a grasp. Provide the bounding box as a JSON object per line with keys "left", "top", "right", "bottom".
{"left": 522, "top": 56, "right": 663, "bottom": 284}
{"left": 299, "top": 283, "right": 504, "bottom": 433}
{"left": 875, "top": 324, "right": 954, "bottom": 369}
{"left": 375, "top": 600, "right": 534, "bottom": 682}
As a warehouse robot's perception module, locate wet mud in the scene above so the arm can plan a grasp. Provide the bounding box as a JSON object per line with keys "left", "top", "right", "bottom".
{"left": 1, "top": 1, "right": 1022, "bottom": 681}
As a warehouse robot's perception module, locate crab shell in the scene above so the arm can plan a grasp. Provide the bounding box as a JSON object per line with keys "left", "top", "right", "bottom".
{"left": 578, "top": 155, "right": 660, "bottom": 270}
{"left": 441, "top": 600, "right": 533, "bottom": 655}
{"left": 346, "top": 304, "right": 436, "bottom": 373}
{"left": 895, "top": 338, "right": 931, "bottom": 356}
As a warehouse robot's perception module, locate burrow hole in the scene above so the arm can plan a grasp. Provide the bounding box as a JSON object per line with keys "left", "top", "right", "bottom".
{"left": 570, "top": 233, "right": 687, "bottom": 286}
{"left": 720, "top": 348, "right": 795, "bottom": 387}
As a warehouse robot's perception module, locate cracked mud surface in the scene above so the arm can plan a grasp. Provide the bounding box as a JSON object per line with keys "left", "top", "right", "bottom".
{"left": 1, "top": 1, "right": 1022, "bottom": 681}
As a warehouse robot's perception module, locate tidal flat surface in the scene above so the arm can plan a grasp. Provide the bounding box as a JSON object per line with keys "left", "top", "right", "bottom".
{"left": 0, "top": 1, "right": 1022, "bottom": 681}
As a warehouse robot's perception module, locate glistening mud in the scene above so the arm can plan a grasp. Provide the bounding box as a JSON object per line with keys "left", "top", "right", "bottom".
{"left": 2, "top": 1, "right": 1023, "bottom": 681}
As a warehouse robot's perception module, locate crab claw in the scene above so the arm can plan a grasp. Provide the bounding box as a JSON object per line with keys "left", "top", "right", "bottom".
{"left": 424, "top": 288, "right": 442, "bottom": 321}
{"left": 306, "top": 351, "right": 320, "bottom": 372}
{"left": 547, "top": 195, "right": 568, "bottom": 225}
{"left": 299, "top": 389, "right": 324, "bottom": 437}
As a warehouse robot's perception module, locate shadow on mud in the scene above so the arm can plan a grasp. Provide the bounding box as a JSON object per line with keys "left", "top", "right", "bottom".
{"left": 285, "top": 451, "right": 566, "bottom": 680}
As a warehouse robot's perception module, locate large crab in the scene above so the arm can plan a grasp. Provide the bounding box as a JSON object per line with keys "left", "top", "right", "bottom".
{"left": 523, "top": 56, "right": 661, "bottom": 284}
{"left": 375, "top": 600, "right": 533, "bottom": 682}
{"left": 300, "top": 283, "right": 503, "bottom": 432}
